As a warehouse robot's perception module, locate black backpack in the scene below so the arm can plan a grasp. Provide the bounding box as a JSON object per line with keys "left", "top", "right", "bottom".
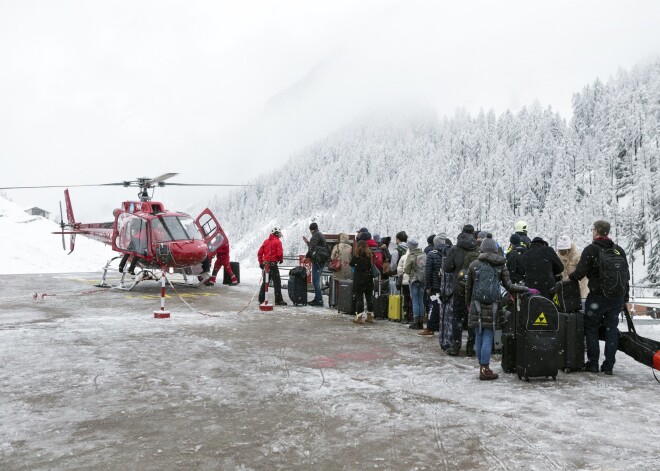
{"left": 457, "top": 248, "right": 479, "bottom": 292}
{"left": 472, "top": 261, "right": 501, "bottom": 304}
{"left": 596, "top": 244, "right": 629, "bottom": 299}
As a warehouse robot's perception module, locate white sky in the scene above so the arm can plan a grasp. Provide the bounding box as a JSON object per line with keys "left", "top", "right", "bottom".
{"left": 1, "top": 0, "right": 659, "bottom": 221}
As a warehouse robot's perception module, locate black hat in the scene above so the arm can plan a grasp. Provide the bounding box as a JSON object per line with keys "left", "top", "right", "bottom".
{"left": 462, "top": 224, "right": 475, "bottom": 235}
{"left": 510, "top": 233, "right": 522, "bottom": 246}
{"left": 531, "top": 236, "right": 548, "bottom": 246}
{"left": 381, "top": 236, "right": 391, "bottom": 246}
{"left": 358, "top": 227, "right": 368, "bottom": 233}
{"left": 309, "top": 222, "right": 318, "bottom": 231}
{"left": 427, "top": 234, "right": 436, "bottom": 245}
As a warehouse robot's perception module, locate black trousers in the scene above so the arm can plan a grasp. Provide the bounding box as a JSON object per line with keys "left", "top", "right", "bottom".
{"left": 259, "top": 263, "right": 283, "bottom": 303}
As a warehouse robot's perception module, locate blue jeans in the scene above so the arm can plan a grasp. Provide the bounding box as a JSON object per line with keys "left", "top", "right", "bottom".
{"left": 312, "top": 262, "right": 323, "bottom": 303}
{"left": 410, "top": 281, "right": 425, "bottom": 320}
{"left": 584, "top": 293, "right": 623, "bottom": 371}
{"left": 475, "top": 327, "right": 494, "bottom": 366}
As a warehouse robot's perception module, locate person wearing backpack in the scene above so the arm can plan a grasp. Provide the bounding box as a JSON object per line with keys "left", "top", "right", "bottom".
{"left": 569, "top": 220, "right": 630, "bottom": 375}
{"left": 443, "top": 224, "right": 480, "bottom": 356}
{"left": 419, "top": 234, "right": 452, "bottom": 341}
{"left": 404, "top": 238, "right": 426, "bottom": 329}
{"left": 505, "top": 233, "right": 527, "bottom": 284}
{"left": 466, "top": 238, "right": 535, "bottom": 380}
{"left": 304, "top": 222, "right": 330, "bottom": 307}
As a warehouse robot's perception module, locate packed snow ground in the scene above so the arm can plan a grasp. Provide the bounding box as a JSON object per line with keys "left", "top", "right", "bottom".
{"left": 1, "top": 268, "right": 659, "bottom": 470}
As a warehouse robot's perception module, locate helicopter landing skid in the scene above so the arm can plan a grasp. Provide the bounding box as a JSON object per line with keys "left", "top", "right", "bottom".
{"left": 182, "top": 272, "right": 210, "bottom": 288}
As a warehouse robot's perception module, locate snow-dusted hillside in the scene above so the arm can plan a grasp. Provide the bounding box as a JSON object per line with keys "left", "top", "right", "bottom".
{"left": 0, "top": 196, "right": 114, "bottom": 274}
{"left": 215, "top": 60, "right": 660, "bottom": 292}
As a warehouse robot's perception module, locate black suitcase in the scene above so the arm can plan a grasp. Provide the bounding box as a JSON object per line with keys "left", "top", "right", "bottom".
{"left": 557, "top": 311, "right": 585, "bottom": 373}
{"left": 288, "top": 266, "right": 308, "bottom": 306}
{"left": 373, "top": 282, "right": 388, "bottom": 319}
{"left": 552, "top": 279, "right": 581, "bottom": 313}
{"left": 328, "top": 276, "right": 340, "bottom": 308}
{"left": 515, "top": 294, "right": 559, "bottom": 381}
{"left": 337, "top": 279, "right": 355, "bottom": 314}
{"left": 501, "top": 333, "right": 516, "bottom": 373}
{"left": 222, "top": 261, "right": 240, "bottom": 284}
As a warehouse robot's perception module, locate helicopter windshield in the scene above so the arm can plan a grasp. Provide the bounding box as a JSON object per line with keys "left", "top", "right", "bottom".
{"left": 152, "top": 216, "right": 203, "bottom": 242}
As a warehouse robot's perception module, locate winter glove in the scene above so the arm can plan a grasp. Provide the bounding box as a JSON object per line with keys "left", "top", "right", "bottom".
{"left": 528, "top": 288, "right": 540, "bottom": 295}
{"left": 259, "top": 263, "right": 264, "bottom": 270}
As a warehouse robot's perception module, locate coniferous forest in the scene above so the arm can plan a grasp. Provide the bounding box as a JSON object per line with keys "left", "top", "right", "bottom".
{"left": 215, "top": 60, "right": 660, "bottom": 290}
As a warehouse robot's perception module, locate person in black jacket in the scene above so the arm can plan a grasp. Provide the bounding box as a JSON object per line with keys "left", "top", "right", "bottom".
{"left": 304, "top": 222, "right": 329, "bottom": 307}
{"left": 569, "top": 220, "right": 630, "bottom": 375}
{"left": 443, "top": 224, "right": 479, "bottom": 356}
{"left": 420, "top": 234, "right": 453, "bottom": 346}
{"left": 520, "top": 236, "right": 564, "bottom": 299}
{"left": 350, "top": 240, "right": 375, "bottom": 324}
{"left": 505, "top": 233, "right": 526, "bottom": 284}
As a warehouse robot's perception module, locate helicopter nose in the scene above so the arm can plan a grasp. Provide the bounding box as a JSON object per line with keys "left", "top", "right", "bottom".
{"left": 172, "top": 240, "right": 209, "bottom": 267}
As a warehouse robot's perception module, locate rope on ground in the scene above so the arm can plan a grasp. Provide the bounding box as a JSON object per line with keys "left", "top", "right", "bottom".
{"left": 165, "top": 275, "right": 220, "bottom": 318}
{"left": 236, "top": 271, "right": 264, "bottom": 315}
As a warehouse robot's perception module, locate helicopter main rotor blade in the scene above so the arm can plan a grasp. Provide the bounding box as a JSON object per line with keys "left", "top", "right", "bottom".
{"left": 151, "top": 173, "right": 179, "bottom": 183}
{"left": 164, "top": 183, "right": 255, "bottom": 187}
{"left": 0, "top": 183, "right": 125, "bottom": 190}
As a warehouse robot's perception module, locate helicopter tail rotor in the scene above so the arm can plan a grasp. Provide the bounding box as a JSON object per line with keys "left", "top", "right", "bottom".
{"left": 58, "top": 201, "right": 66, "bottom": 251}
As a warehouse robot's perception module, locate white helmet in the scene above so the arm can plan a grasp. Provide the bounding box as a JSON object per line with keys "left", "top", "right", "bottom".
{"left": 514, "top": 220, "right": 528, "bottom": 233}
{"left": 271, "top": 226, "right": 282, "bottom": 236}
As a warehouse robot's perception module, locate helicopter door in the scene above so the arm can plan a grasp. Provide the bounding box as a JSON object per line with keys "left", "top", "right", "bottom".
{"left": 194, "top": 209, "right": 228, "bottom": 256}
{"left": 112, "top": 212, "right": 150, "bottom": 258}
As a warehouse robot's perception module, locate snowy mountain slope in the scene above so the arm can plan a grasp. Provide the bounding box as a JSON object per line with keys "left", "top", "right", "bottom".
{"left": 215, "top": 60, "right": 660, "bottom": 291}
{"left": 0, "top": 196, "right": 114, "bottom": 274}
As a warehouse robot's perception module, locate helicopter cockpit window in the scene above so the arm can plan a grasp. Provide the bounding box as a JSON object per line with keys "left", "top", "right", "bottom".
{"left": 207, "top": 233, "right": 225, "bottom": 253}
{"left": 152, "top": 216, "right": 203, "bottom": 242}
{"left": 116, "top": 213, "right": 148, "bottom": 255}
{"left": 197, "top": 214, "right": 218, "bottom": 238}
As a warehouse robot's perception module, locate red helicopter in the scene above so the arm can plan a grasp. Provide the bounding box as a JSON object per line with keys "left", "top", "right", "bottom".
{"left": 2, "top": 173, "right": 243, "bottom": 290}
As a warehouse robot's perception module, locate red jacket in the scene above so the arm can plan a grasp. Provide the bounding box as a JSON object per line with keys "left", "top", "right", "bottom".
{"left": 258, "top": 234, "right": 283, "bottom": 264}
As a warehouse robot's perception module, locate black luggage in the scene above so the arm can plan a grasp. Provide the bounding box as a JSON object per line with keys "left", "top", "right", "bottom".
{"left": 501, "top": 333, "right": 516, "bottom": 373}
{"left": 222, "top": 261, "right": 241, "bottom": 284}
{"left": 515, "top": 294, "right": 559, "bottom": 381}
{"left": 373, "top": 281, "right": 388, "bottom": 319}
{"left": 328, "top": 276, "right": 340, "bottom": 308}
{"left": 337, "top": 279, "right": 355, "bottom": 315}
{"left": 557, "top": 311, "right": 585, "bottom": 373}
{"left": 287, "top": 266, "right": 308, "bottom": 306}
{"left": 552, "top": 279, "right": 581, "bottom": 313}
{"left": 617, "top": 306, "right": 660, "bottom": 372}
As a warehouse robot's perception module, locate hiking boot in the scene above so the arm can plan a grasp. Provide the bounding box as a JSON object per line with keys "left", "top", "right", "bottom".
{"left": 409, "top": 319, "right": 423, "bottom": 330}
{"left": 308, "top": 300, "right": 323, "bottom": 307}
{"left": 479, "top": 364, "right": 499, "bottom": 381}
{"left": 229, "top": 281, "right": 238, "bottom": 286}
{"left": 466, "top": 344, "right": 476, "bottom": 357}
{"left": 275, "top": 300, "right": 288, "bottom": 306}
{"left": 601, "top": 364, "right": 613, "bottom": 375}
{"left": 585, "top": 361, "right": 599, "bottom": 373}
{"left": 417, "top": 329, "right": 434, "bottom": 336}
{"left": 353, "top": 314, "right": 364, "bottom": 325}
{"left": 447, "top": 344, "right": 460, "bottom": 356}
{"left": 365, "top": 312, "right": 374, "bottom": 324}
{"left": 204, "top": 276, "right": 216, "bottom": 286}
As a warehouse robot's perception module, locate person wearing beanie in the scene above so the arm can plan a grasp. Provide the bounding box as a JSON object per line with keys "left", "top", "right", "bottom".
{"left": 556, "top": 235, "right": 588, "bottom": 298}
{"left": 443, "top": 224, "right": 479, "bottom": 357}
{"left": 404, "top": 238, "right": 426, "bottom": 330}
{"left": 520, "top": 236, "right": 564, "bottom": 299}
{"left": 303, "top": 222, "right": 330, "bottom": 306}
{"left": 419, "top": 234, "right": 453, "bottom": 341}
{"left": 425, "top": 234, "right": 436, "bottom": 255}
{"left": 373, "top": 233, "right": 382, "bottom": 244}
{"left": 466, "top": 235, "right": 535, "bottom": 380}
{"left": 505, "top": 233, "right": 526, "bottom": 284}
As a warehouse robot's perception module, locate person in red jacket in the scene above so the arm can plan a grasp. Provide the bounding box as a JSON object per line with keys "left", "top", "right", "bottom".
{"left": 258, "top": 227, "right": 287, "bottom": 306}
{"left": 202, "top": 242, "right": 238, "bottom": 286}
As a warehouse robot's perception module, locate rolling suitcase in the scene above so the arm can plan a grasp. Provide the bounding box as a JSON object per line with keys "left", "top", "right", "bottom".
{"left": 337, "top": 279, "right": 355, "bottom": 314}
{"left": 222, "top": 261, "right": 240, "bottom": 284}
{"left": 328, "top": 276, "right": 340, "bottom": 308}
{"left": 552, "top": 279, "right": 581, "bottom": 313}
{"left": 388, "top": 294, "right": 403, "bottom": 321}
{"left": 515, "top": 294, "right": 559, "bottom": 381}
{"left": 287, "top": 266, "right": 308, "bottom": 306}
{"left": 501, "top": 333, "right": 516, "bottom": 373}
{"left": 557, "top": 311, "right": 585, "bottom": 373}
{"left": 373, "top": 282, "right": 388, "bottom": 319}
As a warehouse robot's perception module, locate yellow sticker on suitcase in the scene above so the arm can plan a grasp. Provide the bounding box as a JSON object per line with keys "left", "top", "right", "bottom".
{"left": 388, "top": 294, "right": 403, "bottom": 321}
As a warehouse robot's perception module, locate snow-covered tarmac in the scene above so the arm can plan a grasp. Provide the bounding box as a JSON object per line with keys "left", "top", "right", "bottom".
{"left": 1, "top": 270, "right": 659, "bottom": 471}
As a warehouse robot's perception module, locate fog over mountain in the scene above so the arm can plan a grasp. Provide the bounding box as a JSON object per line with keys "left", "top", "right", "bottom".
{"left": 214, "top": 59, "right": 660, "bottom": 290}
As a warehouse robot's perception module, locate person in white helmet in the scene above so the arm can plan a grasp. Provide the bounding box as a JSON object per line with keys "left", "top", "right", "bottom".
{"left": 258, "top": 227, "right": 287, "bottom": 306}
{"left": 514, "top": 220, "right": 532, "bottom": 248}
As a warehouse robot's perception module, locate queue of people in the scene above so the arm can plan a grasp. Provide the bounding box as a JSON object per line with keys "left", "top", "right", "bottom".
{"left": 256, "top": 218, "right": 630, "bottom": 380}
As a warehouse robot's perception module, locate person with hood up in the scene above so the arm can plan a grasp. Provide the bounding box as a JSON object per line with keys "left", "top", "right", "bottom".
{"left": 514, "top": 220, "right": 532, "bottom": 248}
{"left": 443, "top": 224, "right": 480, "bottom": 356}
{"left": 505, "top": 234, "right": 526, "bottom": 284}
{"left": 556, "top": 235, "right": 588, "bottom": 298}
{"left": 466, "top": 238, "right": 537, "bottom": 380}
{"left": 520, "top": 236, "right": 564, "bottom": 299}
{"left": 419, "top": 233, "right": 453, "bottom": 344}
{"left": 404, "top": 238, "right": 426, "bottom": 329}
{"left": 329, "top": 233, "right": 353, "bottom": 281}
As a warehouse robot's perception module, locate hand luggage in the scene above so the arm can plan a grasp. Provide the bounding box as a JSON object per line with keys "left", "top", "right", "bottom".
{"left": 337, "top": 279, "right": 354, "bottom": 314}
{"left": 222, "top": 261, "right": 240, "bottom": 284}
{"left": 552, "top": 279, "right": 581, "bottom": 313}
{"left": 493, "top": 329, "right": 503, "bottom": 354}
{"left": 287, "top": 266, "right": 308, "bottom": 306}
{"left": 328, "top": 276, "right": 340, "bottom": 308}
{"left": 501, "top": 333, "right": 516, "bottom": 373}
{"left": 373, "top": 281, "right": 388, "bottom": 319}
{"left": 557, "top": 311, "right": 585, "bottom": 373}
{"left": 515, "top": 293, "right": 559, "bottom": 381}
{"left": 388, "top": 294, "right": 403, "bottom": 321}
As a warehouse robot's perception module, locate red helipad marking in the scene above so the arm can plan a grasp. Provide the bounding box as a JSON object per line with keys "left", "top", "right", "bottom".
{"left": 309, "top": 348, "right": 395, "bottom": 368}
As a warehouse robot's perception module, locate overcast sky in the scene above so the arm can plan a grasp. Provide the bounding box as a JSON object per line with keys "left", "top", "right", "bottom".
{"left": 1, "top": 0, "right": 659, "bottom": 221}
